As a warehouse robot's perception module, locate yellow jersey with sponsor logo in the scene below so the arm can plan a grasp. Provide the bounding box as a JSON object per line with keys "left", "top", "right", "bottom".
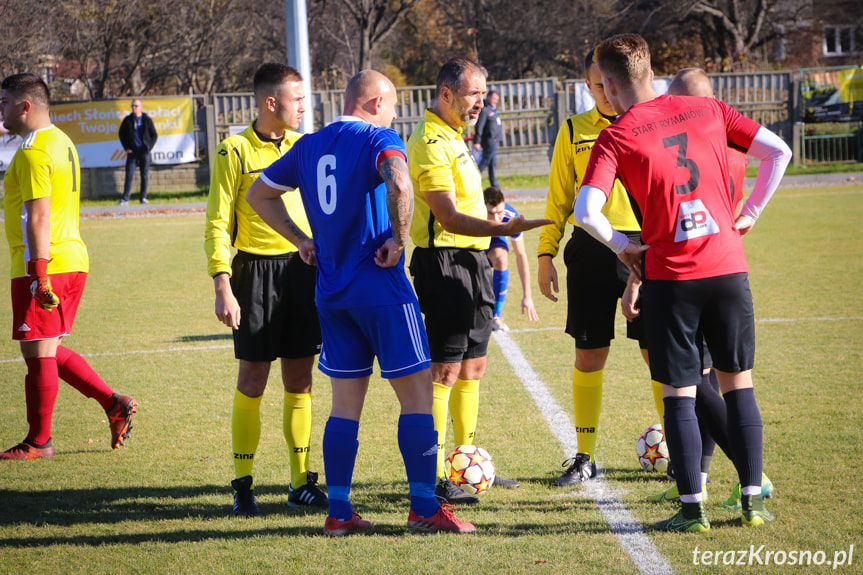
{"left": 407, "top": 109, "right": 489, "bottom": 250}
{"left": 538, "top": 107, "right": 641, "bottom": 258}
{"left": 3, "top": 125, "right": 88, "bottom": 279}
{"left": 204, "top": 123, "right": 311, "bottom": 277}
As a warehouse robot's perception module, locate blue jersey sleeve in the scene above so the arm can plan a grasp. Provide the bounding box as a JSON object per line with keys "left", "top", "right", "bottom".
{"left": 504, "top": 203, "right": 522, "bottom": 240}
{"left": 260, "top": 146, "right": 299, "bottom": 191}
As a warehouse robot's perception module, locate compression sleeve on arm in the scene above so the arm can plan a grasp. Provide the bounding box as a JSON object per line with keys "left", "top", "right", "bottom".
{"left": 573, "top": 185, "right": 631, "bottom": 254}
{"left": 740, "top": 126, "right": 792, "bottom": 221}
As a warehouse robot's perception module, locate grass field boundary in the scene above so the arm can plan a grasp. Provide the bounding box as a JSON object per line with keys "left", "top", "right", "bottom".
{"left": 492, "top": 330, "right": 675, "bottom": 575}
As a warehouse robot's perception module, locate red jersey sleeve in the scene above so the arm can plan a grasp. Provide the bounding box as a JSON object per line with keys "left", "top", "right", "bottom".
{"left": 717, "top": 100, "right": 760, "bottom": 153}
{"left": 581, "top": 129, "right": 619, "bottom": 198}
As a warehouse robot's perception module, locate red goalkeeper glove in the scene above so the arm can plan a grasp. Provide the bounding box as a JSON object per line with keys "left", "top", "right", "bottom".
{"left": 27, "top": 259, "right": 59, "bottom": 311}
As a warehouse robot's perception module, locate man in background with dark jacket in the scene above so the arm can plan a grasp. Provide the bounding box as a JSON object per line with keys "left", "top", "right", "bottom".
{"left": 118, "top": 99, "right": 158, "bottom": 204}
{"left": 472, "top": 90, "right": 503, "bottom": 187}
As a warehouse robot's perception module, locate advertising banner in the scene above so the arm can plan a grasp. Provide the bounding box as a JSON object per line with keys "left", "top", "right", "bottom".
{"left": 0, "top": 97, "right": 197, "bottom": 170}
{"left": 800, "top": 66, "right": 863, "bottom": 122}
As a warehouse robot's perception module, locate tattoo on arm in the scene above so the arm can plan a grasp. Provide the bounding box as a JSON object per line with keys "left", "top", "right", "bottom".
{"left": 380, "top": 155, "right": 413, "bottom": 247}
{"left": 284, "top": 216, "right": 310, "bottom": 245}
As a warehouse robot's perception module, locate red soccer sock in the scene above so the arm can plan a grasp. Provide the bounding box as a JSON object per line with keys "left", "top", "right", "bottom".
{"left": 24, "top": 357, "right": 59, "bottom": 446}
{"left": 55, "top": 346, "right": 115, "bottom": 410}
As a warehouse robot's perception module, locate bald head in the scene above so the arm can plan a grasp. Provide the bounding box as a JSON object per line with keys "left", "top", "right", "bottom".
{"left": 668, "top": 68, "right": 714, "bottom": 98}
{"left": 344, "top": 70, "right": 398, "bottom": 127}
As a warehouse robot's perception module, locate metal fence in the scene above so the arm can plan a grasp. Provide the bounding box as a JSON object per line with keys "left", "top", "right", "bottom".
{"left": 800, "top": 122, "right": 862, "bottom": 163}
{"left": 202, "top": 70, "right": 807, "bottom": 170}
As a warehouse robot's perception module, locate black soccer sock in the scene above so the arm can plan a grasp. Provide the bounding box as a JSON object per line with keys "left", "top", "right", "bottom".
{"left": 695, "top": 370, "right": 733, "bottom": 471}
{"left": 724, "top": 387, "right": 763, "bottom": 488}
{"left": 662, "top": 396, "right": 702, "bottom": 497}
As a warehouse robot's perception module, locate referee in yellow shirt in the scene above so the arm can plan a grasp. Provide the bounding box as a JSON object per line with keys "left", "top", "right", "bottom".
{"left": 407, "top": 57, "right": 550, "bottom": 504}
{"left": 204, "top": 63, "right": 324, "bottom": 516}
{"left": 537, "top": 49, "right": 651, "bottom": 487}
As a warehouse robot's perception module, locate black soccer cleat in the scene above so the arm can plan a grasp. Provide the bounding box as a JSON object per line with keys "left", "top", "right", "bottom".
{"left": 435, "top": 477, "right": 480, "bottom": 504}
{"left": 231, "top": 475, "right": 261, "bottom": 517}
{"left": 554, "top": 453, "right": 597, "bottom": 487}
{"left": 288, "top": 471, "right": 328, "bottom": 508}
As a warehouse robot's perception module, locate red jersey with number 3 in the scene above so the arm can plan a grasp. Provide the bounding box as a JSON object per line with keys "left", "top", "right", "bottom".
{"left": 582, "top": 94, "right": 760, "bottom": 281}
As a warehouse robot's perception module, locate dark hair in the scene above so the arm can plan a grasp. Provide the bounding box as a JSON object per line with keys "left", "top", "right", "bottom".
{"left": 483, "top": 186, "right": 505, "bottom": 206}
{"left": 1, "top": 73, "right": 50, "bottom": 106}
{"left": 436, "top": 57, "right": 487, "bottom": 96}
{"left": 583, "top": 48, "right": 596, "bottom": 74}
{"left": 253, "top": 63, "right": 302, "bottom": 98}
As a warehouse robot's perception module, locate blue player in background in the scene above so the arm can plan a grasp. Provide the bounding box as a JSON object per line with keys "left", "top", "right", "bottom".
{"left": 246, "top": 69, "right": 476, "bottom": 536}
{"left": 483, "top": 186, "right": 539, "bottom": 332}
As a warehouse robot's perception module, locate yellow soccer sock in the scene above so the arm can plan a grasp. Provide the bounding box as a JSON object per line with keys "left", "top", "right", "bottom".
{"left": 450, "top": 378, "right": 480, "bottom": 446}
{"left": 284, "top": 392, "right": 312, "bottom": 488}
{"left": 572, "top": 368, "right": 603, "bottom": 462}
{"left": 432, "top": 382, "right": 452, "bottom": 480}
{"left": 232, "top": 389, "right": 262, "bottom": 480}
{"left": 651, "top": 380, "right": 665, "bottom": 427}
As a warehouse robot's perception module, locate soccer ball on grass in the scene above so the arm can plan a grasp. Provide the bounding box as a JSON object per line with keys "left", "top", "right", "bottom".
{"left": 636, "top": 424, "right": 669, "bottom": 473}
{"left": 444, "top": 444, "right": 496, "bottom": 495}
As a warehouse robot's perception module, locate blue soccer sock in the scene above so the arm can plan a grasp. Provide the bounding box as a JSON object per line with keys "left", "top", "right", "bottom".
{"left": 723, "top": 387, "right": 763, "bottom": 489}
{"left": 663, "top": 396, "right": 702, "bottom": 499}
{"left": 397, "top": 413, "right": 439, "bottom": 517}
{"left": 492, "top": 269, "right": 509, "bottom": 317}
{"left": 322, "top": 416, "right": 360, "bottom": 521}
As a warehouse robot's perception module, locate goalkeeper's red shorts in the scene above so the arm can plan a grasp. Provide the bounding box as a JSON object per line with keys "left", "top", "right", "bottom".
{"left": 10, "top": 272, "right": 87, "bottom": 341}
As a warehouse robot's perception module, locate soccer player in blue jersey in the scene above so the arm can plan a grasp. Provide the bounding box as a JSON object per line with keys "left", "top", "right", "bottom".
{"left": 246, "top": 70, "right": 475, "bottom": 535}
{"left": 483, "top": 186, "right": 539, "bottom": 332}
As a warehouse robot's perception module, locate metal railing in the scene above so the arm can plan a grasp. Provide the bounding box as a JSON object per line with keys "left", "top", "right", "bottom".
{"left": 800, "top": 122, "right": 862, "bottom": 163}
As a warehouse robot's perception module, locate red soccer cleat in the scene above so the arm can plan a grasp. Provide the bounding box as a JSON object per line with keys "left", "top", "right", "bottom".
{"left": 0, "top": 441, "right": 55, "bottom": 460}
{"left": 323, "top": 512, "right": 374, "bottom": 536}
{"left": 408, "top": 504, "right": 476, "bottom": 533}
{"left": 106, "top": 394, "right": 137, "bottom": 449}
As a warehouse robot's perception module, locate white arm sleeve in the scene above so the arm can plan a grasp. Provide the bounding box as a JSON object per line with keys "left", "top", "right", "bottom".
{"left": 573, "top": 185, "right": 631, "bottom": 254}
{"left": 740, "top": 126, "right": 792, "bottom": 220}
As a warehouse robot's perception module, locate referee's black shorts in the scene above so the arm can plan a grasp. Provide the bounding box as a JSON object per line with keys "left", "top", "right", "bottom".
{"left": 642, "top": 272, "right": 755, "bottom": 388}
{"left": 230, "top": 250, "right": 321, "bottom": 362}
{"left": 564, "top": 227, "right": 646, "bottom": 349}
{"left": 409, "top": 247, "right": 494, "bottom": 363}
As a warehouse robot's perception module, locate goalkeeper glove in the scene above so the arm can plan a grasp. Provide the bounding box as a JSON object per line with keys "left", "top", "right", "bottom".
{"left": 27, "top": 258, "right": 59, "bottom": 311}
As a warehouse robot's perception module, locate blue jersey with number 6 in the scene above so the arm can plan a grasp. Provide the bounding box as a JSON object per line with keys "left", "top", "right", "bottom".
{"left": 260, "top": 117, "right": 414, "bottom": 309}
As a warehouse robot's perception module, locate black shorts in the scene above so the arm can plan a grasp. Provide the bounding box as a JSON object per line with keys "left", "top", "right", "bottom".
{"left": 564, "top": 227, "right": 646, "bottom": 349}
{"left": 409, "top": 247, "right": 494, "bottom": 363}
{"left": 641, "top": 273, "right": 755, "bottom": 388}
{"left": 230, "top": 250, "right": 321, "bottom": 362}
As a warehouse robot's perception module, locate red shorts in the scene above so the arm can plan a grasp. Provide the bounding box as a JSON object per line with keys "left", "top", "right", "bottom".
{"left": 10, "top": 272, "right": 87, "bottom": 341}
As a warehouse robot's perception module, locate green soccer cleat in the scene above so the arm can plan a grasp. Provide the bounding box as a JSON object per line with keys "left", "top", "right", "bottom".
{"left": 716, "top": 473, "right": 774, "bottom": 511}
{"left": 654, "top": 501, "right": 710, "bottom": 533}
{"left": 741, "top": 494, "right": 775, "bottom": 526}
{"left": 647, "top": 483, "right": 708, "bottom": 503}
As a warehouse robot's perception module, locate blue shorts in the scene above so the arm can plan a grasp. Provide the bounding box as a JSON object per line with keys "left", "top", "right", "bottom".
{"left": 487, "top": 235, "right": 509, "bottom": 252}
{"left": 317, "top": 302, "right": 431, "bottom": 380}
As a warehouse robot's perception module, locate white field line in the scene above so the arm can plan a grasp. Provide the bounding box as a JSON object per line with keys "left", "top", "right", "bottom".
{"left": 492, "top": 330, "right": 674, "bottom": 575}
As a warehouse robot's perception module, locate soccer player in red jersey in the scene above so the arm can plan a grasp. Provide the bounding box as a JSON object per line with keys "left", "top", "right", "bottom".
{"left": 1, "top": 73, "right": 136, "bottom": 460}
{"left": 574, "top": 35, "right": 791, "bottom": 531}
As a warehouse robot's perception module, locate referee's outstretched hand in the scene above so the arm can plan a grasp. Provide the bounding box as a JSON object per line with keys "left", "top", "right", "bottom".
{"left": 500, "top": 215, "right": 554, "bottom": 236}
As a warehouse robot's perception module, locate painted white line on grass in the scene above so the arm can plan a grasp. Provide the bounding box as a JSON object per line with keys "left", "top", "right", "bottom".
{"left": 0, "top": 344, "right": 232, "bottom": 364}
{"left": 493, "top": 330, "right": 674, "bottom": 575}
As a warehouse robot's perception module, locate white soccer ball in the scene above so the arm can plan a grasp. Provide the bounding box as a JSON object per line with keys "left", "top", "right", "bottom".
{"left": 444, "top": 444, "right": 496, "bottom": 495}
{"left": 636, "top": 424, "right": 670, "bottom": 473}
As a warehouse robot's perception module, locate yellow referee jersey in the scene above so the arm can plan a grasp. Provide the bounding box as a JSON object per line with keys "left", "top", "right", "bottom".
{"left": 3, "top": 125, "right": 88, "bottom": 279}
{"left": 538, "top": 107, "right": 641, "bottom": 258}
{"left": 407, "top": 109, "right": 489, "bottom": 250}
{"left": 204, "top": 123, "right": 312, "bottom": 277}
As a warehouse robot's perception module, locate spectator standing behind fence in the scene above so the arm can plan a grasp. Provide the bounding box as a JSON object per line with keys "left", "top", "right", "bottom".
{"left": 118, "top": 99, "right": 158, "bottom": 205}
{"left": 472, "top": 90, "right": 503, "bottom": 187}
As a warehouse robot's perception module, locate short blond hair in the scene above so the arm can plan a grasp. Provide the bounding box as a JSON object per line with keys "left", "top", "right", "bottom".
{"left": 594, "top": 34, "right": 651, "bottom": 86}
{"left": 668, "top": 68, "right": 714, "bottom": 98}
